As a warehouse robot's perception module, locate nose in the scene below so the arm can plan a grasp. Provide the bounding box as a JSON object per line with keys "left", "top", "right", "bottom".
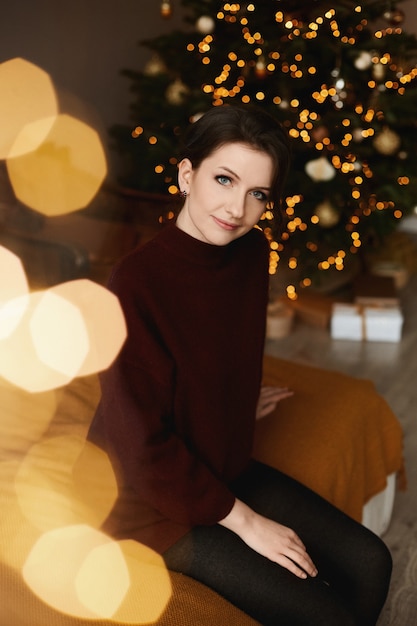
{"left": 226, "top": 190, "right": 246, "bottom": 220}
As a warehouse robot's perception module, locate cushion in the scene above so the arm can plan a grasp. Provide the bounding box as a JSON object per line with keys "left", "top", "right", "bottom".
{"left": 0, "top": 562, "right": 260, "bottom": 626}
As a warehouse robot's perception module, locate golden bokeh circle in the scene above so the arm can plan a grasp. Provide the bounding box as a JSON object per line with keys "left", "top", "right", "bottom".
{"left": 22, "top": 525, "right": 171, "bottom": 622}
{"left": 15, "top": 435, "right": 118, "bottom": 532}
{"left": 49, "top": 279, "right": 127, "bottom": 377}
{"left": 0, "top": 246, "right": 29, "bottom": 340}
{"left": 0, "top": 57, "right": 57, "bottom": 159}
{"left": 7, "top": 113, "right": 107, "bottom": 216}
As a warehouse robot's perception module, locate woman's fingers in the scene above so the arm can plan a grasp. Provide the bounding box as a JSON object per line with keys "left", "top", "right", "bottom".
{"left": 256, "top": 386, "right": 294, "bottom": 419}
{"left": 219, "top": 500, "right": 318, "bottom": 580}
{"left": 275, "top": 553, "right": 313, "bottom": 579}
{"left": 261, "top": 386, "right": 292, "bottom": 398}
{"left": 271, "top": 541, "right": 318, "bottom": 579}
{"left": 275, "top": 530, "right": 318, "bottom": 579}
{"left": 247, "top": 514, "right": 318, "bottom": 578}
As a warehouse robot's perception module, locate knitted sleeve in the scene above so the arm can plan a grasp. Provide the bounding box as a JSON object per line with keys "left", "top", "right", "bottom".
{"left": 92, "top": 263, "right": 236, "bottom": 527}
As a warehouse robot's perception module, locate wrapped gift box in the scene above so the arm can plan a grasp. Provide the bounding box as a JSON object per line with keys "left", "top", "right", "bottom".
{"left": 266, "top": 300, "right": 294, "bottom": 339}
{"left": 331, "top": 304, "right": 363, "bottom": 341}
{"left": 364, "top": 306, "right": 404, "bottom": 342}
{"left": 331, "top": 303, "right": 403, "bottom": 342}
{"left": 354, "top": 274, "right": 399, "bottom": 307}
{"left": 285, "top": 292, "right": 335, "bottom": 329}
{"left": 370, "top": 261, "right": 409, "bottom": 290}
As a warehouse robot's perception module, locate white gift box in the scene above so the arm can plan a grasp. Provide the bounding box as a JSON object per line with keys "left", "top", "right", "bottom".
{"left": 331, "top": 304, "right": 363, "bottom": 341}
{"left": 330, "top": 303, "right": 403, "bottom": 342}
{"left": 364, "top": 306, "right": 404, "bottom": 342}
{"left": 266, "top": 300, "right": 294, "bottom": 339}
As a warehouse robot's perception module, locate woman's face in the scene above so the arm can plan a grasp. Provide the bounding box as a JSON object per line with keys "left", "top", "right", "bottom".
{"left": 176, "top": 142, "right": 274, "bottom": 246}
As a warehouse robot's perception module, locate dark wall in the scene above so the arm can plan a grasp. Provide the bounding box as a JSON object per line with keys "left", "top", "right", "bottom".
{"left": 0, "top": 1, "right": 186, "bottom": 139}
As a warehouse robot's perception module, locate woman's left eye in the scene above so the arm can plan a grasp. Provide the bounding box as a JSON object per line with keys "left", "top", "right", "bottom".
{"left": 251, "top": 190, "right": 268, "bottom": 202}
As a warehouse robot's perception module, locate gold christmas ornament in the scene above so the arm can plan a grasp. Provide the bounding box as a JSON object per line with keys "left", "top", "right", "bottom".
{"left": 144, "top": 55, "right": 166, "bottom": 76}
{"left": 372, "top": 62, "right": 385, "bottom": 81}
{"left": 196, "top": 15, "right": 216, "bottom": 34}
{"left": 352, "top": 128, "right": 364, "bottom": 142}
{"left": 160, "top": 0, "right": 172, "bottom": 18}
{"left": 373, "top": 128, "right": 401, "bottom": 155}
{"left": 314, "top": 200, "right": 340, "bottom": 228}
{"left": 165, "top": 78, "right": 189, "bottom": 105}
{"left": 311, "top": 126, "right": 329, "bottom": 142}
{"left": 354, "top": 51, "right": 372, "bottom": 71}
{"left": 255, "top": 57, "right": 267, "bottom": 79}
{"left": 305, "top": 156, "right": 336, "bottom": 182}
{"left": 383, "top": 8, "right": 405, "bottom": 24}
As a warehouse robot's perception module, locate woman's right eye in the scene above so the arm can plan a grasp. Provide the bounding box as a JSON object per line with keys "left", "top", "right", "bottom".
{"left": 216, "top": 175, "right": 232, "bottom": 186}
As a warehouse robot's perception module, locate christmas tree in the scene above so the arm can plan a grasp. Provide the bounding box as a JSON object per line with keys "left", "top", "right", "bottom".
{"left": 110, "top": 0, "right": 417, "bottom": 292}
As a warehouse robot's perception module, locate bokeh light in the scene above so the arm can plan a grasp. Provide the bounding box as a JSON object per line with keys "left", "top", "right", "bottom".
{"left": 22, "top": 526, "right": 171, "bottom": 622}
{"left": 0, "top": 292, "right": 71, "bottom": 391}
{"left": 0, "top": 57, "right": 57, "bottom": 159}
{"left": 15, "top": 435, "right": 118, "bottom": 532}
{"left": 30, "top": 290, "right": 89, "bottom": 377}
{"left": 75, "top": 539, "right": 130, "bottom": 618}
{"left": 0, "top": 291, "right": 86, "bottom": 392}
{"left": 0, "top": 460, "right": 41, "bottom": 571}
{"left": 0, "top": 379, "right": 57, "bottom": 456}
{"left": 8, "top": 115, "right": 58, "bottom": 159}
{"left": 0, "top": 246, "right": 29, "bottom": 339}
{"left": 7, "top": 113, "right": 107, "bottom": 216}
{"left": 0, "top": 245, "right": 28, "bottom": 303}
{"left": 50, "top": 279, "right": 127, "bottom": 377}
{"left": 111, "top": 539, "right": 172, "bottom": 624}
{"left": 0, "top": 279, "right": 126, "bottom": 392}
{"left": 22, "top": 524, "right": 125, "bottom": 619}
{"left": 0, "top": 294, "right": 30, "bottom": 341}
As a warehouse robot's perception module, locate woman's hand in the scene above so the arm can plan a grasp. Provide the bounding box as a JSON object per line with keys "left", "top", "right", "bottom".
{"left": 256, "top": 385, "right": 294, "bottom": 420}
{"left": 219, "top": 499, "right": 318, "bottom": 579}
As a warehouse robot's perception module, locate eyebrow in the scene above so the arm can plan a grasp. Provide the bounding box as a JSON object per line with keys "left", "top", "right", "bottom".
{"left": 218, "top": 166, "right": 271, "bottom": 191}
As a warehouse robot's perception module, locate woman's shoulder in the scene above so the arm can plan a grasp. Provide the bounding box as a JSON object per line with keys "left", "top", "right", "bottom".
{"left": 107, "top": 227, "right": 170, "bottom": 293}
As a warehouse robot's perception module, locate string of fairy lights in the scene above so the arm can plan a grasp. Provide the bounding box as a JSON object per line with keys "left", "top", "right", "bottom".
{"left": 148, "top": 1, "right": 417, "bottom": 290}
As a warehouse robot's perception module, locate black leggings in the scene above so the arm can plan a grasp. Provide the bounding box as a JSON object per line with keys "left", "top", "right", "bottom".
{"left": 163, "top": 461, "right": 392, "bottom": 626}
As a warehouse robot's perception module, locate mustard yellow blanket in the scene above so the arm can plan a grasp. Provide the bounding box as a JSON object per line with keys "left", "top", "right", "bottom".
{"left": 255, "top": 355, "right": 406, "bottom": 523}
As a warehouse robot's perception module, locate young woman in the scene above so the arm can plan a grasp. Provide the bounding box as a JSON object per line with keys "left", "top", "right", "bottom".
{"left": 88, "top": 105, "right": 392, "bottom": 625}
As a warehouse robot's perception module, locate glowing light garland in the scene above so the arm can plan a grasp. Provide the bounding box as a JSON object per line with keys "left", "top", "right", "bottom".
{"left": 136, "top": 2, "right": 417, "bottom": 291}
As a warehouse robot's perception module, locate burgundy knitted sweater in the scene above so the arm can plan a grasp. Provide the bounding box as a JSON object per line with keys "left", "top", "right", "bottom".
{"left": 88, "top": 223, "right": 269, "bottom": 553}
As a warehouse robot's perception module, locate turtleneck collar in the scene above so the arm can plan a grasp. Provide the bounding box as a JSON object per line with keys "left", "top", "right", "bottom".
{"left": 155, "top": 222, "right": 254, "bottom": 268}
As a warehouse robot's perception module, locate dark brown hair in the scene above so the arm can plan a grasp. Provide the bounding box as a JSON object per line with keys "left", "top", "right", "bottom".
{"left": 179, "top": 104, "right": 291, "bottom": 208}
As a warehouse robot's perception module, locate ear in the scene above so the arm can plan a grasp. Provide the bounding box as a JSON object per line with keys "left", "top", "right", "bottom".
{"left": 177, "top": 158, "right": 193, "bottom": 193}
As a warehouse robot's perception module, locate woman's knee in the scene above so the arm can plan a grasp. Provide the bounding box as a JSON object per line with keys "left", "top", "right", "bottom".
{"left": 276, "top": 578, "right": 357, "bottom": 626}
{"left": 360, "top": 529, "right": 393, "bottom": 581}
